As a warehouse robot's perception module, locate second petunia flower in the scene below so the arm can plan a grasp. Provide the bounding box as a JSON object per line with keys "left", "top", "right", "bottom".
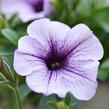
{"left": 0, "top": 0, "right": 52, "bottom": 22}
{"left": 14, "top": 18, "right": 103, "bottom": 100}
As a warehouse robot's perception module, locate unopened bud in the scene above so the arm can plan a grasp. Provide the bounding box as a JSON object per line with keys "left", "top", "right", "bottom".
{"left": 0, "top": 58, "right": 13, "bottom": 81}
{"left": 57, "top": 101, "right": 68, "bottom": 109}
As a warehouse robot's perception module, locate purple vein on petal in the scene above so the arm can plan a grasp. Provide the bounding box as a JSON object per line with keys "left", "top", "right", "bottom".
{"left": 63, "top": 67, "right": 97, "bottom": 83}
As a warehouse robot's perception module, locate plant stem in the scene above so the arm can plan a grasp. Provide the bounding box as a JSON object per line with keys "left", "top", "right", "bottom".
{"left": 14, "top": 87, "right": 22, "bottom": 109}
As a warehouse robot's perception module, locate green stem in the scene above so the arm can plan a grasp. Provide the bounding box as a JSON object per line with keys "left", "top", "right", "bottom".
{"left": 14, "top": 87, "right": 22, "bottom": 109}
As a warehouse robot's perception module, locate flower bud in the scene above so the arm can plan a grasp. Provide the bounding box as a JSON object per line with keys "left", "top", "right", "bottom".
{"left": 57, "top": 101, "right": 68, "bottom": 109}
{"left": 0, "top": 58, "right": 14, "bottom": 81}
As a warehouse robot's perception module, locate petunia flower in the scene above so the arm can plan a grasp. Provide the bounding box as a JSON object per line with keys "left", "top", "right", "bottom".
{"left": 14, "top": 18, "right": 103, "bottom": 100}
{"left": 0, "top": 0, "right": 52, "bottom": 22}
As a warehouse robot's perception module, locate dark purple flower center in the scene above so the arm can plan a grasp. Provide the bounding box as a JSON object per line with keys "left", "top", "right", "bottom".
{"left": 46, "top": 55, "right": 64, "bottom": 70}
{"left": 44, "top": 41, "right": 66, "bottom": 71}
{"left": 31, "top": 0, "right": 44, "bottom": 12}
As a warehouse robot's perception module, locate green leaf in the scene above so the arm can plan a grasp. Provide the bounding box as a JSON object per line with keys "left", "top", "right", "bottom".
{"left": 19, "top": 84, "right": 31, "bottom": 100}
{"left": 0, "top": 72, "right": 9, "bottom": 85}
{"left": 0, "top": 57, "right": 14, "bottom": 81}
{"left": 6, "top": 88, "right": 18, "bottom": 109}
{"left": 8, "top": 14, "right": 22, "bottom": 28}
{"left": 64, "top": 93, "right": 72, "bottom": 106}
{"left": 0, "top": 51, "right": 13, "bottom": 56}
{"left": 48, "top": 101, "right": 57, "bottom": 109}
{"left": 39, "top": 95, "right": 57, "bottom": 109}
{"left": 98, "top": 59, "right": 109, "bottom": 81}
{"left": 69, "top": 102, "right": 78, "bottom": 109}
{"left": 0, "top": 84, "right": 16, "bottom": 109}
{"left": 1, "top": 28, "right": 19, "bottom": 46}
{"left": 64, "top": 93, "right": 79, "bottom": 109}
{"left": 76, "top": 0, "right": 109, "bottom": 17}
{"left": 101, "top": 59, "right": 109, "bottom": 68}
{"left": 0, "top": 80, "right": 9, "bottom": 85}
{"left": 96, "top": 19, "right": 109, "bottom": 33}
{"left": 0, "top": 15, "right": 7, "bottom": 29}
{"left": 0, "top": 72, "right": 7, "bottom": 81}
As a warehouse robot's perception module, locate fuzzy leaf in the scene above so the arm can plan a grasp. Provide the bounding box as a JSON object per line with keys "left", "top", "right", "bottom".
{"left": 19, "top": 84, "right": 31, "bottom": 100}
{"left": 1, "top": 28, "right": 19, "bottom": 46}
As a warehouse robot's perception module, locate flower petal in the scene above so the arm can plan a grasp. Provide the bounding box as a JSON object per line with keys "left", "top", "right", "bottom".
{"left": 44, "top": 0, "right": 53, "bottom": 15}
{"left": 0, "top": 0, "right": 45, "bottom": 22}
{"left": 61, "top": 60, "right": 99, "bottom": 100}
{"left": 14, "top": 36, "right": 49, "bottom": 76}
{"left": 19, "top": 12, "right": 45, "bottom": 22}
{"left": 71, "top": 79, "right": 98, "bottom": 100}
{"left": 0, "top": 0, "right": 19, "bottom": 18}
{"left": 27, "top": 18, "right": 70, "bottom": 46}
{"left": 17, "top": 36, "right": 49, "bottom": 57}
{"left": 65, "top": 60, "right": 99, "bottom": 82}
{"left": 14, "top": 50, "right": 46, "bottom": 76}
{"left": 26, "top": 60, "right": 98, "bottom": 100}
{"left": 65, "top": 24, "right": 103, "bottom": 61}
{"left": 26, "top": 70, "right": 69, "bottom": 97}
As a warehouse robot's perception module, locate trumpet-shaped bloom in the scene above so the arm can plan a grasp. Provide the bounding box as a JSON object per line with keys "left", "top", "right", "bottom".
{"left": 0, "top": 0, "right": 52, "bottom": 22}
{"left": 14, "top": 18, "right": 103, "bottom": 100}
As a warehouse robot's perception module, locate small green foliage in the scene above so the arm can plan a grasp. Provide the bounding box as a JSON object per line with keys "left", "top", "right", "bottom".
{"left": 48, "top": 101, "right": 57, "bottom": 109}
{"left": 98, "top": 59, "right": 109, "bottom": 81}
{"left": 47, "top": 93, "right": 79, "bottom": 109}
{"left": 64, "top": 93, "right": 79, "bottom": 109}
{"left": 0, "top": 15, "right": 7, "bottom": 29}
{"left": 19, "top": 84, "right": 31, "bottom": 100}
{"left": 39, "top": 95, "right": 57, "bottom": 109}
{"left": 57, "top": 101, "right": 68, "bottom": 109}
{"left": 1, "top": 28, "right": 19, "bottom": 46}
{"left": 0, "top": 57, "right": 14, "bottom": 81}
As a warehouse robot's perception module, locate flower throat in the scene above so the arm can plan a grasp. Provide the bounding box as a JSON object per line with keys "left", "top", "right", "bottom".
{"left": 32, "top": 1, "right": 43, "bottom": 12}
{"left": 45, "top": 51, "right": 66, "bottom": 71}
